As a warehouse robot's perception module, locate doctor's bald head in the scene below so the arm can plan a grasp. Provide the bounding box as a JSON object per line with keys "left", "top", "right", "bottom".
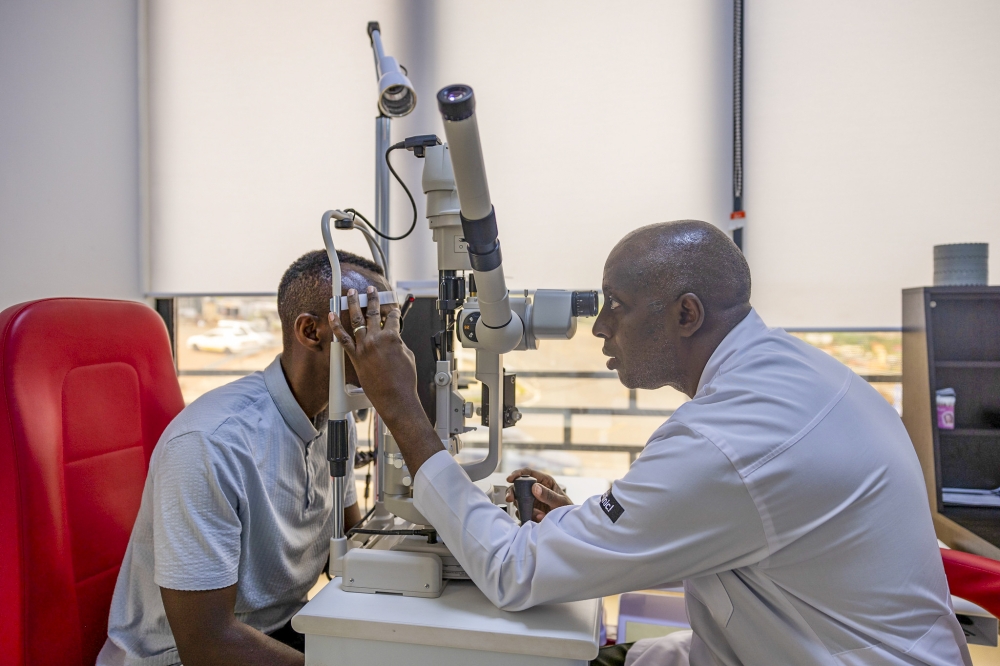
{"left": 593, "top": 221, "right": 752, "bottom": 396}
{"left": 612, "top": 220, "right": 751, "bottom": 313}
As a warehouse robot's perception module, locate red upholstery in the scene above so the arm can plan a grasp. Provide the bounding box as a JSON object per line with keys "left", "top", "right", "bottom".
{"left": 942, "top": 547, "right": 1000, "bottom": 619}
{"left": 0, "top": 299, "right": 184, "bottom": 666}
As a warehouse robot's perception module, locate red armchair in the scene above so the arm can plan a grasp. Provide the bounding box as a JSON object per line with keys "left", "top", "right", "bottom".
{"left": 942, "top": 547, "right": 1000, "bottom": 620}
{"left": 0, "top": 298, "right": 184, "bottom": 666}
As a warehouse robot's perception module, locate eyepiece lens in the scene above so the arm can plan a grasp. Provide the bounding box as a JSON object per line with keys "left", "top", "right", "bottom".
{"left": 436, "top": 84, "right": 475, "bottom": 120}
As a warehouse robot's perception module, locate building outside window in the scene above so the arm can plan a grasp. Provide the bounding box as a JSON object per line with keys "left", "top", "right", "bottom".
{"left": 169, "top": 296, "right": 902, "bottom": 488}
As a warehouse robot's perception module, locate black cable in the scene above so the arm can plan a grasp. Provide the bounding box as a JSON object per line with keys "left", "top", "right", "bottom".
{"left": 344, "top": 145, "right": 418, "bottom": 242}
{"left": 352, "top": 504, "right": 377, "bottom": 530}
{"left": 347, "top": 527, "right": 438, "bottom": 544}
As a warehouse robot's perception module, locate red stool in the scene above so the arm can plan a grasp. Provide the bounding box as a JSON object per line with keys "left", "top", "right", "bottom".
{"left": 0, "top": 299, "right": 184, "bottom": 665}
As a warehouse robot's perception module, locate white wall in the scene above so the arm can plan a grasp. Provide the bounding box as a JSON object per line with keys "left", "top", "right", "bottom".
{"left": 0, "top": 0, "right": 142, "bottom": 310}
{"left": 146, "top": 0, "right": 732, "bottom": 295}
{"left": 745, "top": 0, "right": 1000, "bottom": 328}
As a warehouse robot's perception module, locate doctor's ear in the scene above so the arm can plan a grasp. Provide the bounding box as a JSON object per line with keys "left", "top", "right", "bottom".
{"left": 676, "top": 293, "right": 705, "bottom": 338}
{"left": 293, "top": 313, "right": 324, "bottom": 351}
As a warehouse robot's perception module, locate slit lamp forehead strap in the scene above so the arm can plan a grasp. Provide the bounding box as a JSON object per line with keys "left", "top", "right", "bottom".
{"left": 335, "top": 290, "right": 398, "bottom": 312}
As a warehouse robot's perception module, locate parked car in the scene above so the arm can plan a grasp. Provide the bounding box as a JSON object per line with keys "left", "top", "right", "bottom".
{"left": 185, "top": 326, "right": 271, "bottom": 354}
{"left": 216, "top": 319, "right": 277, "bottom": 346}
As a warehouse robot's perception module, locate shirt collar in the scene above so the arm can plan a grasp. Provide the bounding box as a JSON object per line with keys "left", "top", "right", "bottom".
{"left": 695, "top": 308, "right": 769, "bottom": 395}
{"left": 264, "top": 355, "right": 321, "bottom": 443}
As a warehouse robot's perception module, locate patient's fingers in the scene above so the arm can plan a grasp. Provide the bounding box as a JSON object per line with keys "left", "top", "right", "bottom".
{"left": 329, "top": 311, "right": 357, "bottom": 358}
{"left": 379, "top": 302, "right": 396, "bottom": 324}
{"left": 383, "top": 306, "right": 402, "bottom": 335}
{"left": 365, "top": 286, "right": 381, "bottom": 329}
{"left": 346, "top": 289, "right": 367, "bottom": 338}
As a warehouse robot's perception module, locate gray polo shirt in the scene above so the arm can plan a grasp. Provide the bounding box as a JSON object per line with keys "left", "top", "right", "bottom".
{"left": 101, "top": 356, "right": 357, "bottom": 666}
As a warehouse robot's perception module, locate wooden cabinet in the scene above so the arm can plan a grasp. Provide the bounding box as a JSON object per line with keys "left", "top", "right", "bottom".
{"left": 902, "top": 287, "right": 1000, "bottom": 558}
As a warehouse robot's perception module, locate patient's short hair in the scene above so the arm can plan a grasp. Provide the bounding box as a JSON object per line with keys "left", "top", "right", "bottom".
{"left": 277, "top": 249, "right": 384, "bottom": 345}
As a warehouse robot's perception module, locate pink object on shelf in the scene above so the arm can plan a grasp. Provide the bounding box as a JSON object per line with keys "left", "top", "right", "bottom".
{"left": 936, "top": 388, "right": 956, "bottom": 430}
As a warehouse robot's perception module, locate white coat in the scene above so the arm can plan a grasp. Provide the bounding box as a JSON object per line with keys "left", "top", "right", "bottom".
{"left": 414, "top": 309, "right": 971, "bottom": 665}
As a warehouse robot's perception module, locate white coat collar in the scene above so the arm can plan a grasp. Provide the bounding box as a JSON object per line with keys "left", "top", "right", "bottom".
{"left": 695, "top": 308, "right": 769, "bottom": 395}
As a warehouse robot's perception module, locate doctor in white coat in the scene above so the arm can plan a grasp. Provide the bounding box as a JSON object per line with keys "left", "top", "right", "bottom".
{"left": 331, "top": 220, "right": 970, "bottom": 666}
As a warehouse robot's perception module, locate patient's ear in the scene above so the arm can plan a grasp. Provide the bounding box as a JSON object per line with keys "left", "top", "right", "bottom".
{"left": 293, "top": 313, "right": 323, "bottom": 351}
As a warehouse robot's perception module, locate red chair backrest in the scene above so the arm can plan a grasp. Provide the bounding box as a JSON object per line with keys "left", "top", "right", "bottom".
{"left": 0, "top": 298, "right": 184, "bottom": 666}
{"left": 942, "top": 547, "right": 1000, "bottom": 619}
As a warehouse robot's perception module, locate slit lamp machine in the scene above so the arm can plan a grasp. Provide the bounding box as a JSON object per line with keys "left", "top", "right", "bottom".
{"left": 320, "top": 23, "right": 598, "bottom": 598}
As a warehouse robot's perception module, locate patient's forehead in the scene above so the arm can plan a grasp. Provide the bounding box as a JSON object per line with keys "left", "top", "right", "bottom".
{"left": 339, "top": 266, "right": 388, "bottom": 294}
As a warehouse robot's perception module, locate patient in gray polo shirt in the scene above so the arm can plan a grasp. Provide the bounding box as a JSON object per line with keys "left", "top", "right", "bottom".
{"left": 98, "top": 250, "right": 392, "bottom": 666}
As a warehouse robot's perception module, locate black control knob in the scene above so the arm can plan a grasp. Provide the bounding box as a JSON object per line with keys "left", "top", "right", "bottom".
{"left": 571, "top": 290, "right": 599, "bottom": 317}
{"left": 513, "top": 475, "right": 537, "bottom": 525}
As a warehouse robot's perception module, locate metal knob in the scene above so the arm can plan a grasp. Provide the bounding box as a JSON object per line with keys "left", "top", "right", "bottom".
{"left": 513, "top": 475, "right": 537, "bottom": 525}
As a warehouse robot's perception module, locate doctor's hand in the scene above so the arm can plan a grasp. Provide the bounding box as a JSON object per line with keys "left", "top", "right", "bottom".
{"left": 505, "top": 468, "right": 573, "bottom": 522}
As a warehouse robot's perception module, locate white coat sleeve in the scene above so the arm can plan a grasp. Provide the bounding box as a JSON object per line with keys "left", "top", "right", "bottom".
{"left": 413, "top": 421, "right": 769, "bottom": 611}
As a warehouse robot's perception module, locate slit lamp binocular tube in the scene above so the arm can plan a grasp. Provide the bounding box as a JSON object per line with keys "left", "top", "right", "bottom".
{"left": 436, "top": 84, "right": 524, "bottom": 355}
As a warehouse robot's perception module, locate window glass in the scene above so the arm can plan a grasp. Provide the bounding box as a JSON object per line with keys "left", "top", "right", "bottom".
{"left": 172, "top": 296, "right": 901, "bottom": 486}
{"left": 788, "top": 331, "right": 902, "bottom": 414}
{"left": 176, "top": 296, "right": 282, "bottom": 404}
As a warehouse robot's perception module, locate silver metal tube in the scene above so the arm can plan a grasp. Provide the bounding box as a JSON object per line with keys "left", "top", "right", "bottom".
{"left": 332, "top": 476, "right": 345, "bottom": 539}
{"left": 442, "top": 113, "right": 492, "bottom": 220}
{"left": 321, "top": 212, "right": 350, "bottom": 422}
{"left": 435, "top": 359, "right": 452, "bottom": 445}
{"left": 375, "top": 414, "right": 386, "bottom": 503}
{"left": 375, "top": 115, "right": 391, "bottom": 266}
{"left": 356, "top": 224, "right": 389, "bottom": 282}
{"left": 370, "top": 28, "right": 387, "bottom": 63}
{"left": 460, "top": 350, "right": 503, "bottom": 481}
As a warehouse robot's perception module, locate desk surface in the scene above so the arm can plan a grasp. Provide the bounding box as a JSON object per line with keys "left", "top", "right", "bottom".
{"left": 293, "top": 579, "right": 601, "bottom": 660}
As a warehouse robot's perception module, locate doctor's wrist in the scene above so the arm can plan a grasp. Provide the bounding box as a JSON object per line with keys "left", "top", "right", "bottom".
{"left": 379, "top": 400, "right": 445, "bottom": 474}
{"left": 375, "top": 392, "right": 425, "bottom": 428}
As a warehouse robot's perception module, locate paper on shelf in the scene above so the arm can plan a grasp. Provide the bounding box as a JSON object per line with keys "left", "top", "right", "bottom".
{"left": 942, "top": 487, "right": 1000, "bottom": 508}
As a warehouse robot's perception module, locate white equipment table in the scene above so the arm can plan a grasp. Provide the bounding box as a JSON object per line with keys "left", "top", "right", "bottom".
{"left": 294, "top": 474, "right": 609, "bottom": 665}
{"left": 293, "top": 579, "right": 601, "bottom": 665}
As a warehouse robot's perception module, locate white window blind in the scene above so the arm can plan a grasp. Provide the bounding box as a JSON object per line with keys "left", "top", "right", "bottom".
{"left": 148, "top": 1, "right": 1000, "bottom": 328}
{"left": 744, "top": 0, "right": 1000, "bottom": 328}
{"left": 146, "top": 0, "right": 730, "bottom": 295}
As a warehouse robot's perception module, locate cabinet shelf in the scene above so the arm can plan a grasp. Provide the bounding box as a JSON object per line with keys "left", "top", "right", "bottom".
{"left": 936, "top": 361, "right": 1000, "bottom": 369}
{"left": 903, "top": 286, "right": 1000, "bottom": 556}
{"left": 940, "top": 429, "right": 1000, "bottom": 437}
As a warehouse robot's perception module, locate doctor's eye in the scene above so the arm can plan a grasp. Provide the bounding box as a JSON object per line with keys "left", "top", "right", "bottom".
{"left": 608, "top": 297, "right": 621, "bottom": 310}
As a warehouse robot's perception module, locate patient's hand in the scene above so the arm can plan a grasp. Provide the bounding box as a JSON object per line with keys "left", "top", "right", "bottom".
{"left": 330, "top": 287, "right": 421, "bottom": 425}
{"left": 331, "top": 286, "right": 445, "bottom": 475}
{"left": 505, "top": 468, "right": 573, "bottom": 522}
